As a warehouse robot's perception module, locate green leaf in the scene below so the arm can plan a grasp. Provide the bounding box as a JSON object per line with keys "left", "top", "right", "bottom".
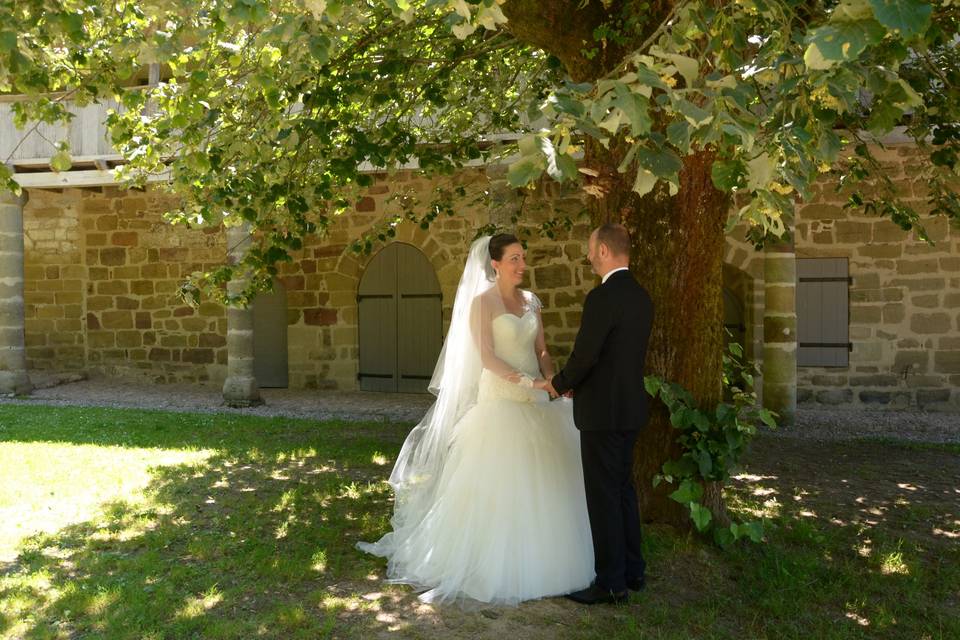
{"left": 654, "top": 50, "right": 699, "bottom": 86}
{"left": 868, "top": 0, "right": 932, "bottom": 38}
{"left": 669, "top": 478, "right": 704, "bottom": 504}
{"left": 804, "top": 20, "right": 886, "bottom": 70}
{"left": 746, "top": 152, "right": 776, "bottom": 190}
{"left": 506, "top": 157, "right": 544, "bottom": 187}
{"left": 666, "top": 121, "right": 691, "bottom": 153}
{"left": 517, "top": 134, "right": 541, "bottom": 157}
{"left": 714, "top": 526, "right": 736, "bottom": 548}
{"left": 542, "top": 138, "right": 578, "bottom": 182}
{"left": 0, "top": 32, "right": 16, "bottom": 52}
{"left": 695, "top": 448, "right": 713, "bottom": 477}
{"left": 308, "top": 35, "right": 331, "bottom": 64}
{"left": 676, "top": 100, "right": 713, "bottom": 127}
{"left": 759, "top": 409, "right": 778, "bottom": 428}
{"left": 711, "top": 159, "right": 745, "bottom": 190}
{"left": 662, "top": 457, "right": 698, "bottom": 478}
{"left": 50, "top": 150, "right": 72, "bottom": 172}
{"left": 740, "top": 521, "right": 764, "bottom": 543}
{"left": 613, "top": 86, "right": 652, "bottom": 136}
{"left": 637, "top": 147, "right": 683, "bottom": 178}
{"left": 643, "top": 375, "right": 661, "bottom": 396}
{"left": 555, "top": 153, "right": 578, "bottom": 182}
{"left": 632, "top": 166, "right": 658, "bottom": 197}
{"left": 689, "top": 502, "right": 713, "bottom": 531}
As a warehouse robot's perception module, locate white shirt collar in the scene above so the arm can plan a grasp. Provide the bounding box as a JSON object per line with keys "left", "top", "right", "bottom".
{"left": 601, "top": 266, "right": 629, "bottom": 284}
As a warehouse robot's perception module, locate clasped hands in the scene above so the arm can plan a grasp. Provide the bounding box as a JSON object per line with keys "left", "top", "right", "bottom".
{"left": 534, "top": 378, "right": 572, "bottom": 400}
{"left": 506, "top": 373, "right": 571, "bottom": 400}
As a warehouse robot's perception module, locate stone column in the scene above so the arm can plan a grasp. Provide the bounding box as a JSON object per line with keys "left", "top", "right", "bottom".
{"left": 0, "top": 190, "right": 32, "bottom": 395}
{"left": 762, "top": 239, "right": 797, "bottom": 426}
{"left": 222, "top": 224, "right": 261, "bottom": 407}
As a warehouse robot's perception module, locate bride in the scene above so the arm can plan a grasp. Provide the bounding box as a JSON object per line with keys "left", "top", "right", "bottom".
{"left": 357, "top": 233, "right": 595, "bottom": 605}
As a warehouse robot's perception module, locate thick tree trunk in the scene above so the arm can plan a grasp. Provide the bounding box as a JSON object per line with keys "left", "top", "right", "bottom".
{"left": 585, "top": 141, "right": 730, "bottom": 529}
{"left": 503, "top": 0, "right": 731, "bottom": 530}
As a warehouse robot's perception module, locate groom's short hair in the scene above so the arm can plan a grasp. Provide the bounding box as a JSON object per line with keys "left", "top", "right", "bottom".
{"left": 596, "top": 223, "right": 631, "bottom": 257}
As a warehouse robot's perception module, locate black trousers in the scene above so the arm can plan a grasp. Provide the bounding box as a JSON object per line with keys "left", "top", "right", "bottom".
{"left": 579, "top": 429, "right": 645, "bottom": 592}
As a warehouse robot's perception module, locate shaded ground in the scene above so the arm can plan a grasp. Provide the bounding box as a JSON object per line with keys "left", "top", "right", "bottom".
{"left": 0, "top": 405, "right": 957, "bottom": 639}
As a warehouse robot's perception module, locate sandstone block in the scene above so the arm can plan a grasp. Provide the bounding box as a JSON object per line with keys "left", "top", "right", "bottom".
{"left": 896, "top": 259, "right": 939, "bottom": 275}
{"left": 912, "top": 294, "right": 940, "bottom": 308}
{"left": 97, "top": 281, "right": 128, "bottom": 295}
{"left": 117, "top": 331, "right": 142, "bottom": 348}
{"left": 933, "top": 351, "right": 960, "bottom": 374}
{"left": 815, "top": 388, "right": 853, "bottom": 405}
{"left": 873, "top": 221, "right": 907, "bottom": 243}
{"left": 101, "top": 310, "right": 133, "bottom": 329}
{"left": 857, "top": 244, "right": 902, "bottom": 259}
{"left": 183, "top": 348, "right": 215, "bottom": 364}
{"left": 112, "top": 231, "right": 138, "bottom": 246}
{"left": 96, "top": 216, "right": 118, "bottom": 231}
{"left": 800, "top": 204, "right": 844, "bottom": 220}
{"left": 881, "top": 303, "right": 905, "bottom": 324}
{"left": 100, "top": 248, "right": 126, "bottom": 266}
{"left": 199, "top": 333, "right": 227, "bottom": 348}
{"left": 304, "top": 308, "right": 338, "bottom": 326}
{"left": 917, "top": 389, "right": 951, "bottom": 406}
{"left": 851, "top": 306, "right": 881, "bottom": 323}
{"left": 534, "top": 264, "right": 573, "bottom": 289}
{"left": 910, "top": 313, "right": 951, "bottom": 334}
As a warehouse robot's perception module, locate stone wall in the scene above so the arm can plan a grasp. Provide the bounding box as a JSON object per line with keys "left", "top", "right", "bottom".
{"left": 23, "top": 190, "right": 85, "bottom": 371}
{"left": 25, "top": 186, "right": 229, "bottom": 383}
{"left": 18, "top": 146, "right": 959, "bottom": 408}
{"left": 275, "top": 169, "right": 492, "bottom": 389}
{"left": 795, "top": 145, "right": 960, "bottom": 410}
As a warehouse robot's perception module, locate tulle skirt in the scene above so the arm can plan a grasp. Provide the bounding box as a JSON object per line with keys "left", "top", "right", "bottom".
{"left": 360, "top": 394, "right": 595, "bottom": 605}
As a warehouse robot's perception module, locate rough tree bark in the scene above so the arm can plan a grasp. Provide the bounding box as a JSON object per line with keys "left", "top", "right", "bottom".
{"left": 504, "top": 1, "right": 731, "bottom": 528}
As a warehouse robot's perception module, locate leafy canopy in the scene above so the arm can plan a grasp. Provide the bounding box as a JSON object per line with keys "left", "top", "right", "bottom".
{"left": 0, "top": 0, "right": 957, "bottom": 302}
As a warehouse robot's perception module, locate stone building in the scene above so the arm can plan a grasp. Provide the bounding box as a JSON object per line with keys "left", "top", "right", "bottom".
{"left": 2, "top": 95, "right": 958, "bottom": 416}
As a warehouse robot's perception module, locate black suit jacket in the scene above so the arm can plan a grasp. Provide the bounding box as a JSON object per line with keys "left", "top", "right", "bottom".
{"left": 552, "top": 269, "right": 654, "bottom": 432}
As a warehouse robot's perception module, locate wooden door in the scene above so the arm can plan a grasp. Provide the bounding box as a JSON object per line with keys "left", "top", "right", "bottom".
{"left": 253, "top": 281, "right": 289, "bottom": 388}
{"left": 358, "top": 243, "right": 442, "bottom": 393}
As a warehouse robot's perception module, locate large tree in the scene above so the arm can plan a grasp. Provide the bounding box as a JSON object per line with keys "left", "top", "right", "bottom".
{"left": 2, "top": 0, "right": 958, "bottom": 530}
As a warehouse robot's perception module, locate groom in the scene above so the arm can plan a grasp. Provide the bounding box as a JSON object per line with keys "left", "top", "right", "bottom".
{"left": 541, "top": 223, "right": 654, "bottom": 605}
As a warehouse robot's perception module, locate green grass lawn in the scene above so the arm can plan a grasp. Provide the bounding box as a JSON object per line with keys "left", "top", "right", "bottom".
{"left": 0, "top": 404, "right": 957, "bottom": 639}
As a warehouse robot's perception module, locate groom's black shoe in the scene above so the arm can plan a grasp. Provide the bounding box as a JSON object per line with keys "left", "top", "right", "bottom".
{"left": 565, "top": 583, "right": 629, "bottom": 605}
{"left": 626, "top": 576, "right": 645, "bottom": 592}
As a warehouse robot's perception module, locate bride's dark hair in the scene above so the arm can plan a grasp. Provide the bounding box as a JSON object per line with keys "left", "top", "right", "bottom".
{"left": 486, "top": 233, "right": 520, "bottom": 281}
{"left": 488, "top": 233, "right": 520, "bottom": 261}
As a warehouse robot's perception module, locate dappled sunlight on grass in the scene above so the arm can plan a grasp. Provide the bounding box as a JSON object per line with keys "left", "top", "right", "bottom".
{"left": 175, "top": 586, "right": 223, "bottom": 620}
{"left": 0, "top": 442, "right": 211, "bottom": 562}
{"left": 0, "top": 408, "right": 957, "bottom": 640}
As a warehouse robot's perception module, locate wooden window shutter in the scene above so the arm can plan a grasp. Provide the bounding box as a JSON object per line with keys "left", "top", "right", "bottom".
{"left": 797, "top": 257, "right": 851, "bottom": 367}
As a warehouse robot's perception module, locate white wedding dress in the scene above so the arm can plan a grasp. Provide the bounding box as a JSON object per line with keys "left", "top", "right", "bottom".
{"left": 360, "top": 297, "right": 595, "bottom": 605}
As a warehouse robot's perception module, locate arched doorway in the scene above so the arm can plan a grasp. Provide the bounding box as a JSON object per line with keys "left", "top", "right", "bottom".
{"left": 253, "top": 281, "right": 289, "bottom": 388}
{"left": 358, "top": 243, "right": 442, "bottom": 393}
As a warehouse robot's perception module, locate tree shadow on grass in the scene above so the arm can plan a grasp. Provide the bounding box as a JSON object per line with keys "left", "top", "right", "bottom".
{"left": 723, "top": 435, "right": 960, "bottom": 638}
{"left": 0, "top": 410, "right": 426, "bottom": 639}
{"left": 2, "top": 407, "right": 958, "bottom": 639}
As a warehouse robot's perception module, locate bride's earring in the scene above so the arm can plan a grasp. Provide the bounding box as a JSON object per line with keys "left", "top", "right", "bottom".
{"left": 495, "top": 269, "right": 500, "bottom": 280}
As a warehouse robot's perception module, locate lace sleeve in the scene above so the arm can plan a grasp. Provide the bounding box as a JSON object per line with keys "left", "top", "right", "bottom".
{"left": 526, "top": 291, "right": 554, "bottom": 379}
{"left": 470, "top": 293, "right": 527, "bottom": 384}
